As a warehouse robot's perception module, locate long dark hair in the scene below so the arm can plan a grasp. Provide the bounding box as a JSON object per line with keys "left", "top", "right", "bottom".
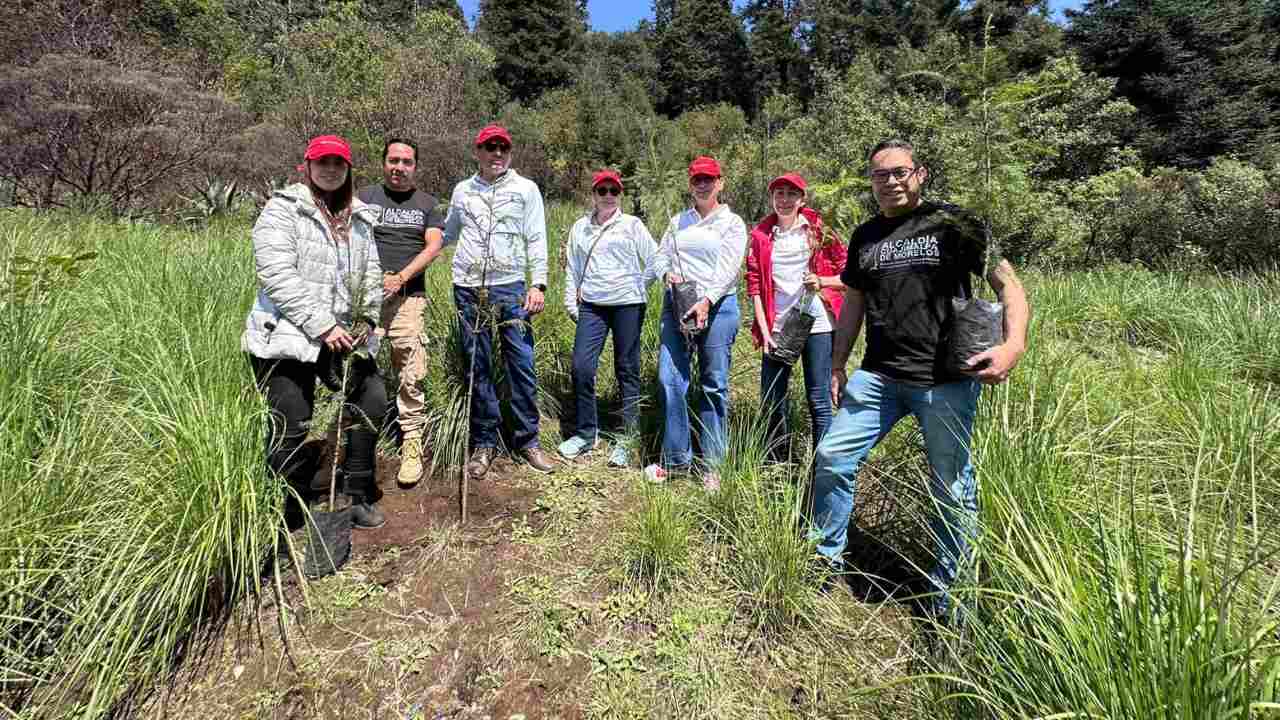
{"left": 305, "top": 161, "right": 354, "bottom": 214}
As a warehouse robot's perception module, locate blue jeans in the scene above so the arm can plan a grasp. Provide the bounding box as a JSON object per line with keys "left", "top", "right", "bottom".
{"left": 453, "top": 282, "right": 540, "bottom": 451}
{"left": 571, "top": 301, "right": 646, "bottom": 439}
{"left": 760, "top": 331, "right": 833, "bottom": 453}
{"left": 657, "top": 293, "right": 739, "bottom": 468}
{"left": 811, "top": 369, "right": 981, "bottom": 615}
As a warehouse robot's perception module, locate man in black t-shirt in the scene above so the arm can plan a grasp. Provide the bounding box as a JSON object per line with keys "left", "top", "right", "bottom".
{"left": 810, "top": 139, "right": 1030, "bottom": 620}
{"left": 357, "top": 138, "right": 446, "bottom": 488}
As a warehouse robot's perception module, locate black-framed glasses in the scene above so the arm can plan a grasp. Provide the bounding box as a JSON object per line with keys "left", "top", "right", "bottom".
{"left": 870, "top": 166, "right": 917, "bottom": 184}
{"left": 480, "top": 141, "right": 510, "bottom": 153}
{"left": 594, "top": 185, "right": 621, "bottom": 196}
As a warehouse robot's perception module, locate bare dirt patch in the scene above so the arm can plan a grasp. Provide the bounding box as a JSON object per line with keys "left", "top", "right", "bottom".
{"left": 154, "top": 446, "right": 589, "bottom": 720}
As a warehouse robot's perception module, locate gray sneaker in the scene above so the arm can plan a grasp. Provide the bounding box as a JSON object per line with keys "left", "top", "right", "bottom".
{"left": 557, "top": 433, "right": 598, "bottom": 459}
{"left": 607, "top": 444, "right": 630, "bottom": 468}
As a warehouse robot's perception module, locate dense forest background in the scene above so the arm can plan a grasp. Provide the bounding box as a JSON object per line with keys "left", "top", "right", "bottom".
{"left": 3, "top": 0, "right": 1280, "bottom": 269}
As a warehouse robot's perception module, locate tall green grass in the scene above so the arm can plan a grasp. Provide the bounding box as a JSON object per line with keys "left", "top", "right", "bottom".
{"left": 0, "top": 212, "right": 275, "bottom": 718}
{"left": 924, "top": 268, "right": 1280, "bottom": 718}
{"left": 5, "top": 204, "right": 1279, "bottom": 719}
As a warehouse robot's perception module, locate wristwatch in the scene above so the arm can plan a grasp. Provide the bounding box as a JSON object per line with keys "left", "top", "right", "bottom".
{"left": 533, "top": 283, "right": 547, "bottom": 292}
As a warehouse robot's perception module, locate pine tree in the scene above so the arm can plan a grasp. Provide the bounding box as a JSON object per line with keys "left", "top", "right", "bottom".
{"left": 478, "top": 0, "right": 586, "bottom": 102}
{"left": 806, "top": 0, "right": 962, "bottom": 71}
{"left": 744, "top": 0, "right": 808, "bottom": 102}
{"left": 654, "top": 0, "right": 753, "bottom": 116}
{"left": 1067, "top": 0, "right": 1280, "bottom": 167}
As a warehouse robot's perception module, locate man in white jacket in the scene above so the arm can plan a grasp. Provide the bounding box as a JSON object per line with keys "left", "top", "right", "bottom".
{"left": 443, "top": 124, "right": 555, "bottom": 478}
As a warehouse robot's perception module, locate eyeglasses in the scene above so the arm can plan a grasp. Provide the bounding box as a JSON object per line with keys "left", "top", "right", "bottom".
{"left": 594, "top": 185, "right": 621, "bottom": 196}
{"left": 480, "top": 141, "right": 510, "bottom": 153}
{"left": 870, "top": 166, "right": 917, "bottom": 184}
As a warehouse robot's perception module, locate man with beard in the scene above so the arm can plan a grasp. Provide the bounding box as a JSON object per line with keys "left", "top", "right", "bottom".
{"left": 357, "top": 138, "right": 445, "bottom": 488}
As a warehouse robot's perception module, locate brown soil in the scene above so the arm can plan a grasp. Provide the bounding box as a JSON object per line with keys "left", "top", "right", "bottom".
{"left": 157, "top": 444, "right": 587, "bottom": 720}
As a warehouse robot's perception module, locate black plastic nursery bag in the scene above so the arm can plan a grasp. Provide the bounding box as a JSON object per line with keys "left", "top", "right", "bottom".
{"left": 945, "top": 296, "right": 1004, "bottom": 375}
{"left": 670, "top": 280, "right": 702, "bottom": 335}
{"left": 767, "top": 307, "right": 816, "bottom": 366}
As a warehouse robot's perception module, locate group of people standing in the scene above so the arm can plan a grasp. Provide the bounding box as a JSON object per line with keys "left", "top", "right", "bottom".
{"left": 241, "top": 125, "right": 1029, "bottom": 618}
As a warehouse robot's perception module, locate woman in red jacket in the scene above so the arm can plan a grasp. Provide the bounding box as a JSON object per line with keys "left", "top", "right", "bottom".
{"left": 746, "top": 173, "right": 847, "bottom": 457}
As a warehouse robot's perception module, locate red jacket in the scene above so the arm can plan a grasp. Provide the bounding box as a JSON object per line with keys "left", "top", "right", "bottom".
{"left": 744, "top": 207, "right": 848, "bottom": 348}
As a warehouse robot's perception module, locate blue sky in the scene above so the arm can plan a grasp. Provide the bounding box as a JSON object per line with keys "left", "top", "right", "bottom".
{"left": 456, "top": 1, "right": 1086, "bottom": 33}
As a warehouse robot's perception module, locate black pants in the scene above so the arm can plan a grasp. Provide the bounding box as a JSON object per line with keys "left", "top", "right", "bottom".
{"left": 249, "top": 350, "right": 387, "bottom": 502}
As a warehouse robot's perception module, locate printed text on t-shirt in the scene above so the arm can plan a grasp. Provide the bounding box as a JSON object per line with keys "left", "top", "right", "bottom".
{"left": 871, "top": 234, "right": 940, "bottom": 272}
{"left": 381, "top": 207, "right": 425, "bottom": 228}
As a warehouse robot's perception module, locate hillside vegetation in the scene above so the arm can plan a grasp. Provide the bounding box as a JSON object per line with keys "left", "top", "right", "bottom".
{"left": 1, "top": 208, "right": 1276, "bottom": 718}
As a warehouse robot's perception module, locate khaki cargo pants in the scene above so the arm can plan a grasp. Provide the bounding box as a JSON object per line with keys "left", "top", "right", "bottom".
{"left": 380, "top": 294, "right": 428, "bottom": 440}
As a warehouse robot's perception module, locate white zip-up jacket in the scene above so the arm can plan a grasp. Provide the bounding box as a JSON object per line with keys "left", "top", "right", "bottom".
{"left": 240, "top": 183, "right": 381, "bottom": 362}
{"left": 651, "top": 205, "right": 749, "bottom": 305}
{"left": 562, "top": 210, "right": 658, "bottom": 319}
{"left": 443, "top": 169, "right": 548, "bottom": 288}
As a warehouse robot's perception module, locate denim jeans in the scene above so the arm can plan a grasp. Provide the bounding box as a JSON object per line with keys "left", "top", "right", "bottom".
{"left": 810, "top": 369, "right": 981, "bottom": 615}
{"left": 571, "top": 301, "right": 646, "bottom": 440}
{"left": 453, "top": 282, "right": 540, "bottom": 451}
{"left": 760, "top": 331, "right": 834, "bottom": 454}
{"left": 657, "top": 293, "right": 740, "bottom": 468}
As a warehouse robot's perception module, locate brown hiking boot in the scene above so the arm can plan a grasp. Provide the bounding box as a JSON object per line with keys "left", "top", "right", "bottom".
{"left": 467, "top": 447, "right": 494, "bottom": 479}
{"left": 519, "top": 446, "right": 556, "bottom": 474}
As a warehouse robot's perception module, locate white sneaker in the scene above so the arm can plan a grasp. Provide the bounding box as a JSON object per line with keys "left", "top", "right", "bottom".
{"left": 608, "top": 444, "right": 630, "bottom": 468}
{"left": 557, "top": 433, "right": 599, "bottom": 459}
{"left": 702, "top": 471, "right": 721, "bottom": 494}
{"left": 642, "top": 464, "right": 667, "bottom": 484}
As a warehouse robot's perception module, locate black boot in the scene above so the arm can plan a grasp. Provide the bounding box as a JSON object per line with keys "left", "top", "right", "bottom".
{"left": 344, "top": 471, "right": 386, "bottom": 529}
{"left": 267, "top": 431, "right": 315, "bottom": 532}
{"left": 342, "top": 417, "right": 385, "bottom": 528}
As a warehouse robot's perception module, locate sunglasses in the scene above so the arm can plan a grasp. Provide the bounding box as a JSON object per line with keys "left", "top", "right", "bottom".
{"left": 480, "top": 141, "right": 511, "bottom": 153}
{"left": 594, "top": 185, "right": 621, "bottom": 196}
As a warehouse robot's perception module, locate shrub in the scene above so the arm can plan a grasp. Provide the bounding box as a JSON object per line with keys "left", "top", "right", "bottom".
{"left": 0, "top": 54, "right": 252, "bottom": 215}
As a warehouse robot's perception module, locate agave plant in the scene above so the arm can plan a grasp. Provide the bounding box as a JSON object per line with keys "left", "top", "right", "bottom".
{"left": 180, "top": 177, "right": 240, "bottom": 224}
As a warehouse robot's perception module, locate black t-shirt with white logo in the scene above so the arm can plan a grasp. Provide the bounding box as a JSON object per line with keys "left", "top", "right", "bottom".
{"left": 357, "top": 184, "right": 446, "bottom": 297}
{"left": 840, "top": 201, "right": 987, "bottom": 386}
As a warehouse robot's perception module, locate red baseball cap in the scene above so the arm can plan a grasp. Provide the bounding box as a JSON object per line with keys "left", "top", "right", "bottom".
{"left": 688, "top": 156, "right": 721, "bottom": 179}
{"left": 304, "top": 135, "right": 352, "bottom": 164}
{"left": 591, "top": 169, "right": 623, "bottom": 190}
{"left": 768, "top": 173, "right": 807, "bottom": 193}
{"left": 474, "top": 124, "right": 513, "bottom": 147}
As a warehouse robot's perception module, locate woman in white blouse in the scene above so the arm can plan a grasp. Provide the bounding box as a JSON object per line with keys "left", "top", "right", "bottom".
{"left": 560, "top": 170, "right": 658, "bottom": 468}
{"left": 745, "top": 173, "right": 847, "bottom": 460}
{"left": 646, "top": 156, "right": 749, "bottom": 492}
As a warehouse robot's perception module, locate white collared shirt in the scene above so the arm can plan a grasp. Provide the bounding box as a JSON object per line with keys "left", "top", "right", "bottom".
{"left": 562, "top": 210, "right": 658, "bottom": 317}
{"left": 771, "top": 216, "right": 831, "bottom": 334}
{"left": 651, "top": 204, "right": 748, "bottom": 304}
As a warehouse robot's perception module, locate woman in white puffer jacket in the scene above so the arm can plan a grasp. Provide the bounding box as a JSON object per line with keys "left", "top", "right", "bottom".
{"left": 241, "top": 134, "right": 387, "bottom": 530}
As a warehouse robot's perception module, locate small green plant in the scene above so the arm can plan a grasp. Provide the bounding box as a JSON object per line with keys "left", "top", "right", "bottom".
{"left": 622, "top": 486, "right": 692, "bottom": 591}
{"left": 6, "top": 251, "right": 97, "bottom": 299}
